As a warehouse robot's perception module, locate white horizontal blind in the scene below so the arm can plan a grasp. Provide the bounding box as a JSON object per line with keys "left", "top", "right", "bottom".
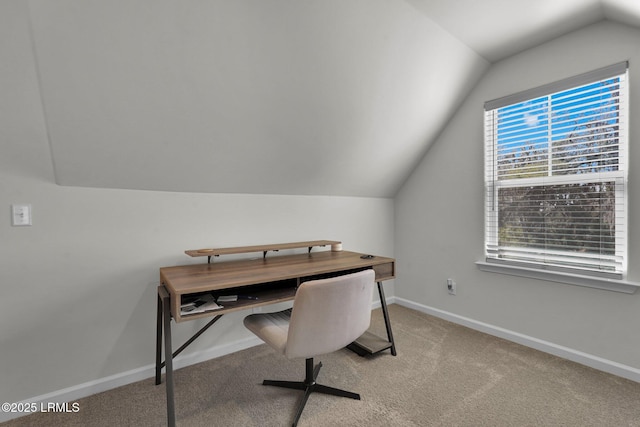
{"left": 484, "top": 64, "right": 628, "bottom": 277}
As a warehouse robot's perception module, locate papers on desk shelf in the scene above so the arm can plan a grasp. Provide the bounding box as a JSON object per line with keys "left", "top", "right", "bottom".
{"left": 180, "top": 294, "right": 223, "bottom": 315}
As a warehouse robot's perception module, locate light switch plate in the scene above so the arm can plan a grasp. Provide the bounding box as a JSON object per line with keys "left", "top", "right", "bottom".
{"left": 12, "top": 204, "right": 32, "bottom": 226}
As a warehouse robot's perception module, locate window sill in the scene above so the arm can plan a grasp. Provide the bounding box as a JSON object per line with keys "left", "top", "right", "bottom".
{"left": 475, "top": 261, "right": 639, "bottom": 294}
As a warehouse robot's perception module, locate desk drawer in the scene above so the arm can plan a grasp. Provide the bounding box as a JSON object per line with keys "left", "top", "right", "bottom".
{"left": 373, "top": 262, "right": 394, "bottom": 281}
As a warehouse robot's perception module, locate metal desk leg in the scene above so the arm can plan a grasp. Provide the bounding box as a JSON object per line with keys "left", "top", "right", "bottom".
{"left": 161, "top": 290, "right": 176, "bottom": 427}
{"left": 376, "top": 281, "right": 397, "bottom": 356}
{"left": 155, "top": 293, "right": 163, "bottom": 385}
{"left": 156, "top": 286, "right": 227, "bottom": 426}
{"left": 348, "top": 281, "right": 397, "bottom": 356}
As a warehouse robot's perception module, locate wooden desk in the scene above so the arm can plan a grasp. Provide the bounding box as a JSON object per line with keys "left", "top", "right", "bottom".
{"left": 155, "top": 246, "right": 396, "bottom": 427}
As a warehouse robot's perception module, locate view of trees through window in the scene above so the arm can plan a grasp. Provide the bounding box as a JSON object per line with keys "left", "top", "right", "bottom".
{"left": 498, "top": 183, "right": 615, "bottom": 259}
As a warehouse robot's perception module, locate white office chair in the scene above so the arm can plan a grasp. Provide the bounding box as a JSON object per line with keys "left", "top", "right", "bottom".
{"left": 243, "top": 269, "right": 375, "bottom": 427}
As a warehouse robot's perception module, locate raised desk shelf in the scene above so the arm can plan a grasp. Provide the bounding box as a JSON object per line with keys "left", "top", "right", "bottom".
{"left": 185, "top": 240, "right": 341, "bottom": 262}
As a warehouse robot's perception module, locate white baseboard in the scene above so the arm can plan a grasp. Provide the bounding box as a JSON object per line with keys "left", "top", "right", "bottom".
{"left": 0, "top": 336, "right": 262, "bottom": 423}
{"left": 2, "top": 298, "right": 394, "bottom": 423}
{"left": 394, "top": 297, "right": 640, "bottom": 384}
{"left": 5, "top": 297, "right": 638, "bottom": 422}
{"left": 0, "top": 300, "right": 394, "bottom": 424}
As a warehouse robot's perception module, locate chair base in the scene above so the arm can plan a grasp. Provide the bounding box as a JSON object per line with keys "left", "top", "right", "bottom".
{"left": 262, "top": 357, "right": 360, "bottom": 427}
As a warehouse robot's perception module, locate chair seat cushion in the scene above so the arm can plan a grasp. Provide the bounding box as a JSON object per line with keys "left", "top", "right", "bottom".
{"left": 243, "top": 308, "right": 292, "bottom": 355}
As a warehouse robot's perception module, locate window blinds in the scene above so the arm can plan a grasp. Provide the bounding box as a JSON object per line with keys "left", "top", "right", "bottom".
{"left": 484, "top": 63, "right": 628, "bottom": 277}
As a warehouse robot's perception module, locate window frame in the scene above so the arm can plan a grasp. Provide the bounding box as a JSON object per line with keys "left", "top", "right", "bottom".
{"left": 480, "top": 62, "right": 634, "bottom": 292}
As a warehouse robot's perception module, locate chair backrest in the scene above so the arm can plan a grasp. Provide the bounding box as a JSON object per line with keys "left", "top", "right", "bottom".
{"left": 284, "top": 269, "right": 375, "bottom": 359}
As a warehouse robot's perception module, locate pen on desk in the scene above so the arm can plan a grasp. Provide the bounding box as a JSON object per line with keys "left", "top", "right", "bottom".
{"left": 238, "top": 295, "right": 259, "bottom": 300}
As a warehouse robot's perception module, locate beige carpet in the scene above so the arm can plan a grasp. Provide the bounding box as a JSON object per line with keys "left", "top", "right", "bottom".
{"left": 3, "top": 304, "right": 640, "bottom": 426}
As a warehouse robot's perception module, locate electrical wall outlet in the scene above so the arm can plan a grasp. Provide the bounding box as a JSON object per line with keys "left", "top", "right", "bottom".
{"left": 447, "top": 278, "right": 456, "bottom": 295}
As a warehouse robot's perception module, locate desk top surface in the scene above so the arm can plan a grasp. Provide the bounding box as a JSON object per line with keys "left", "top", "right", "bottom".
{"left": 160, "top": 250, "right": 394, "bottom": 295}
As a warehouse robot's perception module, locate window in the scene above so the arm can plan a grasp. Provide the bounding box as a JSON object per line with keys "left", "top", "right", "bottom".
{"left": 484, "top": 62, "right": 628, "bottom": 279}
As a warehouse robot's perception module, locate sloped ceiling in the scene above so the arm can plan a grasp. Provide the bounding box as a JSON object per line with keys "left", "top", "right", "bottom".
{"left": 27, "top": 0, "right": 640, "bottom": 197}
{"left": 407, "top": 0, "right": 640, "bottom": 62}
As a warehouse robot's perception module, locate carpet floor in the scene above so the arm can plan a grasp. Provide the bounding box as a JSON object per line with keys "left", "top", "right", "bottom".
{"left": 3, "top": 304, "right": 640, "bottom": 426}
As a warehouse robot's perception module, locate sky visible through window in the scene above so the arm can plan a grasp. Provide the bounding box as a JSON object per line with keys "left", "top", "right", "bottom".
{"left": 496, "top": 77, "right": 621, "bottom": 179}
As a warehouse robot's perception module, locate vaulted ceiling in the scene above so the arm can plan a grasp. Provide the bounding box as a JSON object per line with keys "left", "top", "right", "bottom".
{"left": 27, "top": 0, "right": 640, "bottom": 197}
{"left": 408, "top": 0, "right": 640, "bottom": 62}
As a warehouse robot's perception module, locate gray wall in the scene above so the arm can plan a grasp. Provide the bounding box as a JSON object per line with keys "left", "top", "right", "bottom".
{"left": 4, "top": 0, "right": 640, "bottom": 416}
{"left": 396, "top": 20, "right": 640, "bottom": 370}
{"left": 0, "top": 1, "right": 394, "bottom": 406}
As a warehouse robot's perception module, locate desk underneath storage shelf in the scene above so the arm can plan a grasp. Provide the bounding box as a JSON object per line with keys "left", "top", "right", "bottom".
{"left": 160, "top": 250, "right": 395, "bottom": 323}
